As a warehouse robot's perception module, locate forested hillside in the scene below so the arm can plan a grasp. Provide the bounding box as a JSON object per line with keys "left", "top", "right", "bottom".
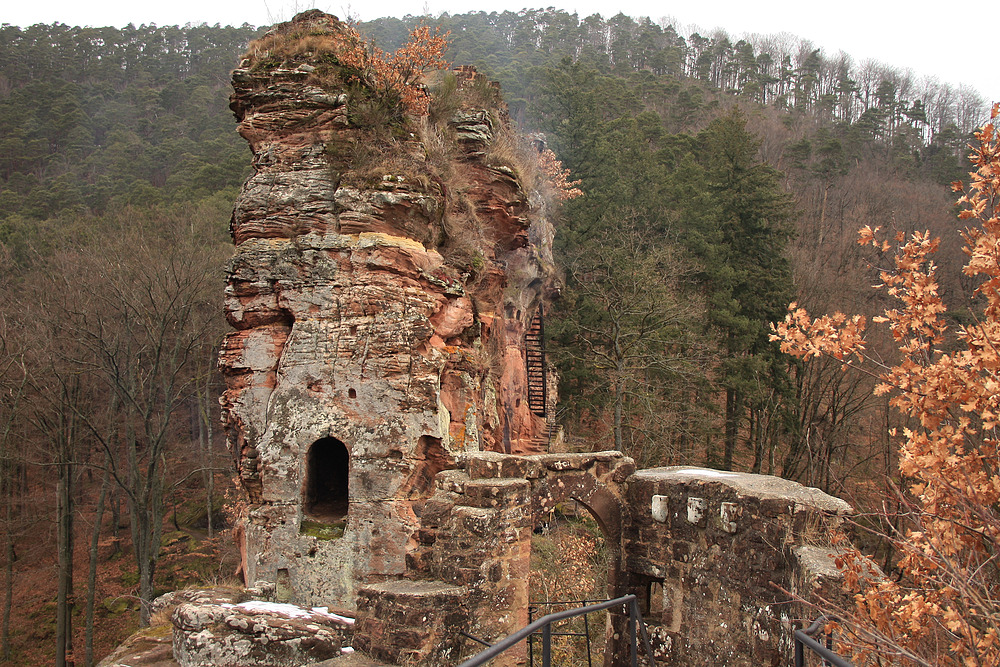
{"left": 0, "top": 10, "right": 992, "bottom": 665}
{"left": 0, "top": 23, "right": 259, "bottom": 222}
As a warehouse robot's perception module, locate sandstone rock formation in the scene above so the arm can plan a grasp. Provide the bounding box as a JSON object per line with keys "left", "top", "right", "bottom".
{"left": 200, "top": 12, "right": 861, "bottom": 667}
{"left": 220, "top": 10, "right": 559, "bottom": 611}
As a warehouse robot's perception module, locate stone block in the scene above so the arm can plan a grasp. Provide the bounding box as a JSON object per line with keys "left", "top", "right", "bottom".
{"left": 172, "top": 600, "right": 353, "bottom": 667}
{"left": 464, "top": 452, "right": 534, "bottom": 479}
{"left": 686, "top": 497, "right": 706, "bottom": 526}
{"left": 720, "top": 501, "right": 740, "bottom": 533}
{"left": 353, "top": 580, "right": 469, "bottom": 665}
{"left": 460, "top": 478, "right": 530, "bottom": 509}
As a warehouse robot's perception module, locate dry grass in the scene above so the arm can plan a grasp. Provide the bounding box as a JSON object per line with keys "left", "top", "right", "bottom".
{"left": 426, "top": 72, "right": 461, "bottom": 127}
{"left": 485, "top": 126, "right": 541, "bottom": 194}
{"left": 336, "top": 135, "right": 434, "bottom": 193}
{"left": 242, "top": 31, "right": 358, "bottom": 67}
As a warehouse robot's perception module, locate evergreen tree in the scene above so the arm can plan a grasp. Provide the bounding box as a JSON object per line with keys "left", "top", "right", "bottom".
{"left": 686, "top": 107, "right": 796, "bottom": 469}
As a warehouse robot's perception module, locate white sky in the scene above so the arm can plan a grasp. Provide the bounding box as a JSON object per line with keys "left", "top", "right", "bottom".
{"left": 4, "top": 0, "right": 996, "bottom": 104}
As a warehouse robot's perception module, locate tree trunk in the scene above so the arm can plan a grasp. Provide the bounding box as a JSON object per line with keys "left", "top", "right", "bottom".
{"left": 109, "top": 489, "right": 121, "bottom": 557}
{"left": 750, "top": 408, "right": 763, "bottom": 474}
{"left": 132, "top": 468, "right": 164, "bottom": 627}
{"left": 613, "top": 376, "right": 623, "bottom": 452}
{"left": 85, "top": 465, "right": 109, "bottom": 667}
{"left": 199, "top": 381, "right": 214, "bottom": 539}
{"left": 137, "top": 538, "right": 156, "bottom": 627}
{"left": 205, "top": 395, "right": 214, "bottom": 539}
{"left": 723, "top": 388, "right": 741, "bottom": 471}
{"left": 1, "top": 528, "right": 14, "bottom": 660}
{"left": 55, "top": 457, "right": 74, "bottom": 667}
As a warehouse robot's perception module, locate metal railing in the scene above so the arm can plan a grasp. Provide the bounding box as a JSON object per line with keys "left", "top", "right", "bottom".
{"left": 527, "top": 600, "right": 598, "bottom": 667}
{"left": 457, "top": 594, "right": 656, "bottom": 667}
{"left": 794, "top": 616, "right": 854, "bottom": 667}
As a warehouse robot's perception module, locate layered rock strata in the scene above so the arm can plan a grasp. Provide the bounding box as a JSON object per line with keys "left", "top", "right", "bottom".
{"left": 220, "top": 10, "right": 558, "bottom": 610}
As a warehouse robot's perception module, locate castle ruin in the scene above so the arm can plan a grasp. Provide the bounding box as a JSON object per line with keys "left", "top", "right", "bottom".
{"left": 199, "top": 11, "right": 854, "bottom": 667}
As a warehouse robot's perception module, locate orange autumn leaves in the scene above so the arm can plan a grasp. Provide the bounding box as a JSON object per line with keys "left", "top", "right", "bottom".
{"left": 772, "top": 105, "right": 1000, "bottom": 666}
{"left": 537, "top": 147, "right": 583, "bottom": 201}
{"left": 246, "top": 22, "right": 449, "bottom": 116}
{"left": 333, "top": 24, "right": 449, "bottom": 116}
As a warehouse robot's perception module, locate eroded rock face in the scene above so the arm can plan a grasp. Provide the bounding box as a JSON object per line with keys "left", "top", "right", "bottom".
{"left": 220, "top": 11, "right": 557, "bottom": 610}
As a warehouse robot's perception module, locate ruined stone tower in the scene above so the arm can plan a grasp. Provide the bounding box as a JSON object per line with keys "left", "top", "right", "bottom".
{"left": 219, "top": 10, "right": 558, "bottom": 611}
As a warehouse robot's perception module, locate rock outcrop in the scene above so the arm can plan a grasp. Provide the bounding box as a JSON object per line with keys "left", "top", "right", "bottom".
{"left": 220, "top": 10, "right": 558, "bottom": 610}
{"left": 172, "top": 600, "right": 353, "bottom": 667}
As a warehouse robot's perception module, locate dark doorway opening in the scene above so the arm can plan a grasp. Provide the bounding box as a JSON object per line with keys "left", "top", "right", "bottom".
{"left": 303, "top": 437, "right": 349, "bottom": 522}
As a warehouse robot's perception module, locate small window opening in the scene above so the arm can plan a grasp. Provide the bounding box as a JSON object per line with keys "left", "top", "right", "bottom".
{"left": 276, "top": 568, "right": 292, "bottom": 603}
{"left": 648, "top": 580, "right": 664, "bottom": 616}
{"left": 348, "top": 388, "right": 357, "bottom": 398}
{"left": 303, "top": 437, "right": 349, "bottom": 522}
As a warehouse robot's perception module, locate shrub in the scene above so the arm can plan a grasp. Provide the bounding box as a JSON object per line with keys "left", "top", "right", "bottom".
{"left": 242, "top": 14, "right": 448, "bottom": 116}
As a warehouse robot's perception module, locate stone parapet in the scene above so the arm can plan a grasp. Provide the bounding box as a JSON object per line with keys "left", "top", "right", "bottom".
{"left": 619, "top": 466, "right": 853, "bottom": 666}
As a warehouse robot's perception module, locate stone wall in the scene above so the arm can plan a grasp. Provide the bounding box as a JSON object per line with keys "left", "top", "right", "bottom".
{"left": 619, "top": 467, "right": 852, "bottom": 666}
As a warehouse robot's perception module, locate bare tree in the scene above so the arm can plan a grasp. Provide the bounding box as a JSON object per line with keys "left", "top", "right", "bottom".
{"left": 65, "top": 217, "right": 223, "bottom": 625}
{"left": 556, "top": 219, "right": 713, "bottom": 463}
{"left": 18, "top": 205, "right": 229, "bottom": 628}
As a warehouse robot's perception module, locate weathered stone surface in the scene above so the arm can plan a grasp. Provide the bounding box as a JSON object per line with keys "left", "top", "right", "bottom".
{"left": 353, "top": 581, "right": 469, "bottom": 665}
{"left": 172, "top": 600, "right": 353, "bottom": 667}
{"left": 150, "top": 587, "right": 244, "bottom": 624}
{"left": 97, "top": 624, "right": 177, "bottom": 667}
{"left": 305, "top": 652, "right": 390, "bottom": 667}
{"left": 790, "top": 545, "right": 855, "bottom": 624}
{"left": 630, "top": 466, "right": 853, "bottom": 515}
{"left": 221, "top": 10, "right": 558, "bottom": 613}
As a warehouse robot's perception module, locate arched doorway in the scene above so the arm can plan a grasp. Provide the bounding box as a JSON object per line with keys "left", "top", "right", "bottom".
{"left": 528, "top": 474, "right": 625, "bottom": 667}
{"left": 303, "top": 437, "right": 349, "bottom": 522}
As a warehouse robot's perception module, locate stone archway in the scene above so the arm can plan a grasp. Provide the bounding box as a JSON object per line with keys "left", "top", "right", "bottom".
{"left": 530, "top": 469, "right": 627, "bottom": 598}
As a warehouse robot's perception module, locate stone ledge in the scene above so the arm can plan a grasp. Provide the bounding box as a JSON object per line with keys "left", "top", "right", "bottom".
{"left": 631, "top": 466, "right": 853, "bottom": 515}
{"left": 172, "top": 600, "right": 352, "bottom": 667}
{"left": 306, "top": 651, "right": 391, "bottom": 667}
{"left": 358, "top": 580, "right": 466, "bottom": 598}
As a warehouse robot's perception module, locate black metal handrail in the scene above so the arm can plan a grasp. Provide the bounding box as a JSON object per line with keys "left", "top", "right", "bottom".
{"left": 527, "top": 600, "right": 598, "bottom": 667}
{"left": 794, "top": 616, "right": 854, "bottom": 667}
{"left": 457, "top": 594, "right": 656, "bottom": 667}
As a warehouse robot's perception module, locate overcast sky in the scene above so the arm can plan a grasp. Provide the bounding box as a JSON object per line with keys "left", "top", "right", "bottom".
{"left": 5, "top": 0, "right": 996, "bottom": 105}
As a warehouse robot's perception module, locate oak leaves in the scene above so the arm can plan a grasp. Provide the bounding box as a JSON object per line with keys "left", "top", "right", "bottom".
{"left": 773, "top": 104, "right": 1000, "bottom": 666}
